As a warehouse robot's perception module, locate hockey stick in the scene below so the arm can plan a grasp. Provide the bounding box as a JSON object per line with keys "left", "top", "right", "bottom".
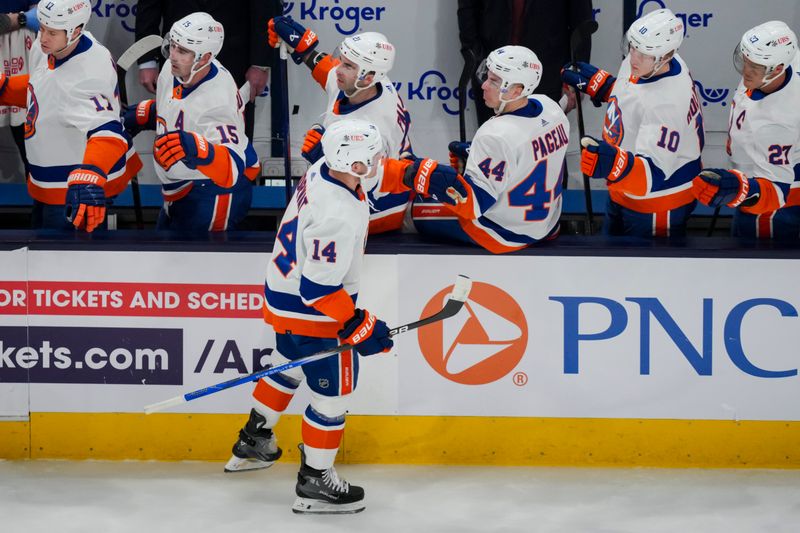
{"left": 570, "top": 19, "right": 599, "bottom": 235}
{"left": 707, "top": 206, "right": 721, "bottom": 237}
{"left": 457, "top": 48, "right": 477, "bottom": 143}
{"left": 116, "top": 35, "right": 162, "bottom": 230}
{"left": 144, "top": 275, "right": 473, "bottom": 414}
{"left": 277, "top": 42, "right": 293, "bottom": 206}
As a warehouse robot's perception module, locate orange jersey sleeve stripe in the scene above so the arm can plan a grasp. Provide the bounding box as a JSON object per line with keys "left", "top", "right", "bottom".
{"left": 609, "top": 187, "right": 695, "bottom": 214}
{"left": 607, "top": 156, "right": 649, "bottom": 197}
{"left": 252, "top": 379, "right": 294, "bottom": 412}
{"left": 262, "top": 303, "right": 341, "bottom": 338}
{"left": 197, "top": 144, "right": 235, "bottom": 188}
{"left": 741, "top": 178, "right": 783, "bottom": 215}
{"left": 368, "top": 211, "right": 405, "bottom": 234}
{"left": 244, "top": 163, "right": 261, "bottom": 181}
{"left": 105, "top": 153, "right": 143, "bottom": 197}
{"left": 458, "top": 219, "right": 527, "bottom": 254}
{"left": 0, "top": 74, "right": 29, "bottom": 107}
{"left": 310, "top": 288, "right": 356, "bottom": 325}
{"left": 785, "top": 188, "right": 800, "bottom": 207}
{"left": 83, "top": 136, "right": 129, "bottom": 175}
{"left": 311, "top": 55, "right": 340, "bottom": 89}
{"left": 302, "top": 420, "right": 344, "bottom": 450}
{"left": 380, "top": 158, "right": 413, "bottom": 193}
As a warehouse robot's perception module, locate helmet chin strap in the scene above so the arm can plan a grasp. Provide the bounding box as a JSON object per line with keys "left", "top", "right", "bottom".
{"left": 638, "top": 54, "right": 670, "bottom": 80}
{"left": 178, "top": 55, "right": 210, "bottom": 86}
{"left": 343, "top": 71, "right": 378, "bottom": 98}
{"left": 51, "top": 28, "right": 83, "bottom": 56}
{"left": 757, "top": 66, "right": 784, "bottom": 89}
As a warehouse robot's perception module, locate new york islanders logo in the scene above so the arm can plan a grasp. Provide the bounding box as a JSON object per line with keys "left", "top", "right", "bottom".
{"left": 602, "top": 95, "right": 624, "bottom": 145}
{"left": 419, "top": 281, "right": 528, "bottom": 385}
{"left": 24, "top": 85, "right": 39, "bottom": 140}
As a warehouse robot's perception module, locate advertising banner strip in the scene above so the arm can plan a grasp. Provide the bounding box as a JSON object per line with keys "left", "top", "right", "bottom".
{"left": 0, "top": 326, "right": 183, "bottom": 385}
{"left": 0, "top": 281, "right": 264, "bottom": 318}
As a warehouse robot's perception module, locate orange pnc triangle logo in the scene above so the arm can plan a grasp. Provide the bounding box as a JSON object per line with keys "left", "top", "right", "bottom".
{"left": 419, "top": 281, "right": 528, "bottom": 385}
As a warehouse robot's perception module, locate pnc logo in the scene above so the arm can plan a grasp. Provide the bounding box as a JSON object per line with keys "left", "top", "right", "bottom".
{"left": 419, "top": 282, "right": 527, "bottom": 385}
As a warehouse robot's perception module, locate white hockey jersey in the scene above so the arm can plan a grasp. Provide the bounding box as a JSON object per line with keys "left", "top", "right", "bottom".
{"left": 728, "top": 66, "right": 800, "bottom": 211}
{"left": 264, "top": 158, "right": 369, "bottom": 338}
{"left": 154, "top": 61, "right": 258, "bottom": 200}
{"left": 23, "top": 33, "right": 140, "bottom": 204}
{"left": 315, "top": 62, "right": 412, "bottom": 232}
{"left": 431, "top": 96, "right": 569, "bottom": 253}
{"left": 603, "top": 54, "right": 703, "bottom": 213}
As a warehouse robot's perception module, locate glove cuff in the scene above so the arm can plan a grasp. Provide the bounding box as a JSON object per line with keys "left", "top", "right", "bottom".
{"left": 727, "top": 170, "right": 751, "bottom": 208}
{"left": 339, "top": 309, "right": 378, "bottom": 345}
{"left": 67, "top": 166, "right": 107, "bottom": 188}
{"left": 404, "top": 158, "right": 438, "bottom": 195}
{"left": 135, "top": 99, "right": 155, "bottom": 126}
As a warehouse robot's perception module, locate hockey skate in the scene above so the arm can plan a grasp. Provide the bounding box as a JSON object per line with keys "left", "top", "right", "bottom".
{"left": 292, "top": 444, "right": 365, "bottom": 514}
{"left": 224, "top": 409, "right": 283, "bottom": 473}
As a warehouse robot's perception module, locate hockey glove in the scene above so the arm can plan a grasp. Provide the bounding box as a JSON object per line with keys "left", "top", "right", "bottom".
{"left": 561, "top": 62, "right": 616, "bottom": 106}
{"left": 402, "top": 158, "right": 471, "bottom": 206}
{"left": 24, "top": 6, "right": 40, "bottom": 33}
{"left": 122, "top": 99, "right": 156, "bottom": 138}
{"left": 65, "top": 166, "right": 107, "bottom": 233}
{"left": 154, "top": 131, "right": 214, "bottom": 171}
{"left": 580, "top": 136, "right": 634, "bottom": 183}
{"left": 338, "top": 308, "right": 393, "bottom": 357}
{"left": 692, "top": 169, "right": 760, "bottom": 208}
{"left": 448, "top": 141, "right": 471, "bottom": 174}
{"left": 301, "top": 124, "right": 325, "bottom": 164}
{"left": 268, "top": 16, "right": 319, "bottom": 64}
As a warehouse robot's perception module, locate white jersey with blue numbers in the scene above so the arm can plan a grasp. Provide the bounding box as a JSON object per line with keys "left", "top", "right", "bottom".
{"left": 603, "top": 53, "right": 703, "bottom": 214}
{"left": 320, "top": 66, "right": 412, "bottom": 232}
{"left": 451, "top": 96, "right": 569, "bottom": 253}
{"left": 728, "top": 67, "right": 800, "bottom": 209}
{"left": 24, "top": 32, "right": 140, "bottom": 204}
{"left": 154, "top": 60, "right": 257, "bottom": 200}
{"left": 264, "top": 158, "right": 369, "bottom": 338}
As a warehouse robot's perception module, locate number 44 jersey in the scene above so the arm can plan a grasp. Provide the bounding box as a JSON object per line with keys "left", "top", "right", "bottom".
{"left": 456, "top": 96, "right": 570, "bottom": 253}
{"left": 264, "top": 159, "right": 370, "bottom": 338}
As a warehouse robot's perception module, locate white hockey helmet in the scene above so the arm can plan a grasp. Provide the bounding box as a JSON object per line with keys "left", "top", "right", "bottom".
{"left": 321, "top": 119, "right": 384, "bottom": 179}
{"left": 734, "top": 21, "right": 797, "bottom": 87}
{"left": 338, "top": 32, "right": 395, "bottom": 88}
{"left": 165, "top": 12, "right": 225, "bottom": 84}
{"left": 625, "top": 8, "right": 683, "bottom": 66}
{"left": 37, "top": 0, "right": 92, "bottom": 48}
{"left": 478, "top": 45, "right": 542, "bottom": 113}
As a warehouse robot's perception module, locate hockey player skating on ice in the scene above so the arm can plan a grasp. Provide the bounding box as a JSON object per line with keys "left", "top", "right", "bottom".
{"left": 384, "top": 45, "right": 569, "bottom": 253}
{"left": 0, "top": 0, "right": 141, "bottom": 232}
{"left": 561, "top": 8, "right": 704, "bottom": 238}
{"left": 124, "top": 12, "right": 259, "bottom": 231}
{"left": 267, "top": 15, "right": 414, "bottom": 234}
{"left": 692, "top": 21, "right": 800, "bottom": 240}
{"left": 226, "top": 119, "right": 393, "bottom": 515}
